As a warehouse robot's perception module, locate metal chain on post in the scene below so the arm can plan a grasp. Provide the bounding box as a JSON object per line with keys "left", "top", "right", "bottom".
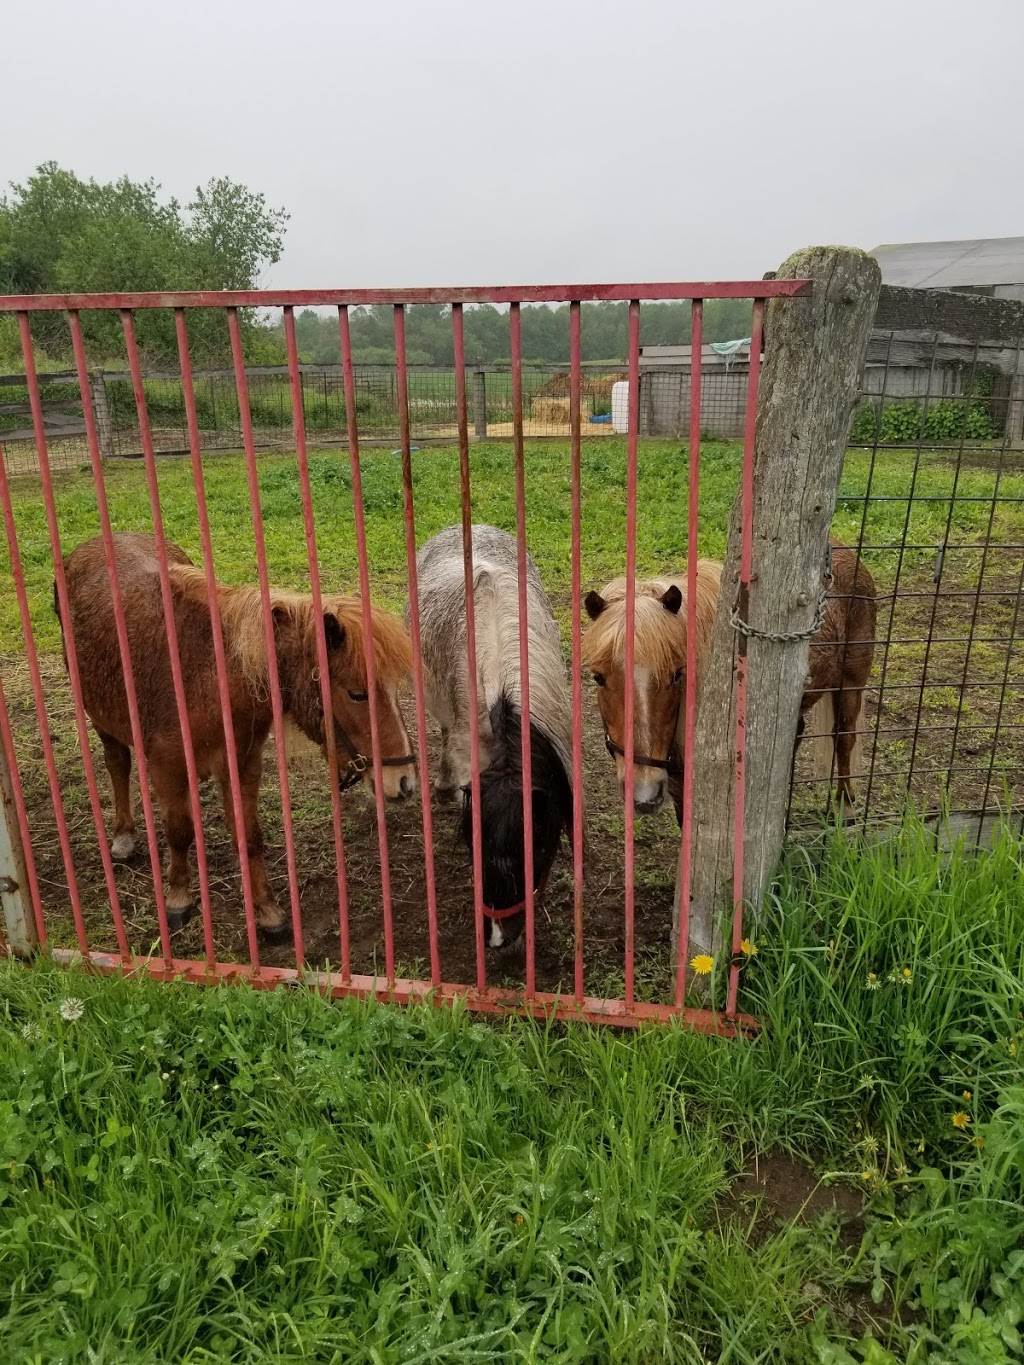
{"left": 729, "top": 541, "right": 833, "bottom": 644}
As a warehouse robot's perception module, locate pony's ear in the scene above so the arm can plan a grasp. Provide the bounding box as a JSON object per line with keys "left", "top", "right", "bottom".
{"left": 272, "top": 605, "right": 291, "bottom": 634}
{"left": 584, "top": 590, "right": 607, "bottom": 620}
{"left": 660, "top": 585, "right": 683, "bottom": 615}
{"left": 323, "top": 612, "right": 346, "bottom": 652}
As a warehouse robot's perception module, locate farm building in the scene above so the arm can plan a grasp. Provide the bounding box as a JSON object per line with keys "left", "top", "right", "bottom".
{"left": 870, "top": 235, "right": 1024, "bottom": 299}
{"left": 640, "top": 239, "right": 1024, "bottom": 443}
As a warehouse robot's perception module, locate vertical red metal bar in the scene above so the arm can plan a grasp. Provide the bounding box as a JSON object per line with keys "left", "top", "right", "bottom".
{"left": 727, "top": 299, "right": 765, "bottom": 1018}
{"left": 622, "top": 301, "right": 641, "bottom": 1007}
{"left": 0, "top": 668, "right": 46, "bottom": 947}
{"left": 338, "top": 306, "right": 397, "bottom": 985}
{"left": 509, "top": 304, "right": 536, "bottom": 996}
{"left": 453, "top": 303, "right": 487, "bottom": 992}
{"left": 172, "top": 310, "right": 266, "bottom": 968}
{"left": 282, "top": 307, "right": 345, "bottom": 976}
{"left": 675, "top": 300, "right": 703, "bottom": 1007}
{"left": 120, "top": 312, "right": 217, "bottom": 965}
{"left": 227, "top": 307, "right": 303, "bottom": 966}
{"left": 68, "top": 313, "right": 174, "bottom": 964}
{"left": 18, "top": 315, "right": 135, "bottom": 960}
{"left": 394, "top": 304, "right": 441, "bottom": 986}
{"left": 1, "top": 318, "right": 90, "bottom": 955}
{"left": 569, "top": 302, "right": 585, "bottom": 1003}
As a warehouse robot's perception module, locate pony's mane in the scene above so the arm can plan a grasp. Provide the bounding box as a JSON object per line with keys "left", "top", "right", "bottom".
{"left": 581, "top": 562, "right": 722, "bottom": 679}
{"left": 168, "top": 566, "right": 412, "bottom": 689}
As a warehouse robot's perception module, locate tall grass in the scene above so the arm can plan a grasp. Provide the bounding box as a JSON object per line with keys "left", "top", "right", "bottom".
{"left": 2, "top": 815, "right": 1023, "bottom": 1362}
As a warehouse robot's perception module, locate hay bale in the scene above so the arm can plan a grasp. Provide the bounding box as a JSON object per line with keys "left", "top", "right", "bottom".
{"left": 531, "top": 397, "right": 574, "bottom": 424}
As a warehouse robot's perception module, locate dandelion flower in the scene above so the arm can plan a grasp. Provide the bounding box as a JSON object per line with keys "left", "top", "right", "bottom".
{"left": 20, "top": 1022, "right": 40, "bottom": 1041}
{"left": 970, "top": 1135, "right": 985, "bottom": 1150}
{"left": 865, "top": 972, "right": 880, "bottom": 990}
{"left": 59, "top": 998, "right": 84, "bottom": 1022}
{"left": 426, "top": 1142, "right": 434, "bottom": 1151}
{"left": 515, "top": 1213, "right": 524, "bottom": 1226}
{"left": 962, "top": 1089, "right": 972, "bottom": 1102}
{"left": 900, "top": 968, "right": 913, "bottom": 985}
{"left": 860, "top": 1169, "right": 874, "bottom": 1182}
{"left": 690, "top": 954, "right": 714, "bottom": 976}
{"left": 739, "top": 939, "right": 758, "bottom": 958}
{"left": 951, "top": 1111, "right": 970, "bottom": 1129}
{"left": 860, "top": 1134, "right": 879, "bottom": 1155}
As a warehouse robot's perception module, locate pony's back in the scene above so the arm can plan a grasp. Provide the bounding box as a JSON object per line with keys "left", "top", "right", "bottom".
{"left": 413, "top": 525, "right": 571, "bottom": 768}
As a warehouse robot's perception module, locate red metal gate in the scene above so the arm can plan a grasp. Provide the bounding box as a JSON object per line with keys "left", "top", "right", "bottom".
{"left": 0, "top": 282, "right": 807, "bottom": 1031}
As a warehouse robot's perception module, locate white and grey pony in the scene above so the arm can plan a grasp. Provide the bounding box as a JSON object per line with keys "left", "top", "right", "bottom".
{"left": 410, "top": 525, "right": 574, "bottom": 949}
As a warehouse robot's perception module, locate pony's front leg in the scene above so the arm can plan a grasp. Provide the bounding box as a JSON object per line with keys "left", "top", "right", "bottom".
{"left": 227, "top": 751, "right": 290, "bottom": 945}
{"left": 151, "top": 761, "right": 196, "bottom": 932}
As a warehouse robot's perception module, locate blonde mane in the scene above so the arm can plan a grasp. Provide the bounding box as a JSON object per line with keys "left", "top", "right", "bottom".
{"left": 168, "top": 566, "right": 412, "bottom": 689}
{"left": 581, "top": 561, "right": 722, "bottom": 680}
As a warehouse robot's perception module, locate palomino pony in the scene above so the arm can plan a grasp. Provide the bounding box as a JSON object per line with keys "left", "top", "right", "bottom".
{"left": 582, "top": 560, "right": 722, "bottom": 818}
{"left": 411, "top": 525, "right": 573, "bottom": 949}
{"left": 58, "top": 533, "right": 415, "bottom": 941}
{"left": 583, "top": 538, "right": 876, "bottom": 818}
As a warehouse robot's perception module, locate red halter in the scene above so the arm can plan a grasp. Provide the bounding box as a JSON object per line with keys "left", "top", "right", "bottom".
{"left": 482, "top": 866, "right": 551, "bottom": 920}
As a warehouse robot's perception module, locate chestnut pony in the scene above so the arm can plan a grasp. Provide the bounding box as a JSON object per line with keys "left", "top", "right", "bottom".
{"left": 582, "top": 539, "right": 876, "bottom": 819}
{"left": 57, "top": 533, "right": 415, "bottom": 940}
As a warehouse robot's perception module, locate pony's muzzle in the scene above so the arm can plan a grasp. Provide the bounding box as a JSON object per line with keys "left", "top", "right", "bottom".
{"left": 378, "top": 762, "right": 417, "bottom": 801}
{"left": 622, "top": 771, "right": 667, "bottom": 815}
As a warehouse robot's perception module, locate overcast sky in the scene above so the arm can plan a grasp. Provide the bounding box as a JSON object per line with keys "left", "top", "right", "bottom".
{"left": 6, "top": 0, "right": 1024, "bottom": 289}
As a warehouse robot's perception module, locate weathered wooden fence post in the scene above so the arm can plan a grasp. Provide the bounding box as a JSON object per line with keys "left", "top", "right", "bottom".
{"left": 0, "top": 718, "right": 36, "bottom": 957}
{"left": 90, "top": 371, "right": 114, "bottom": 460}
{"left": 679, "top": 246, "right": 881, "bottom": 963}
{"left": 472, "top": 369, "right": 487, "bottom": 439}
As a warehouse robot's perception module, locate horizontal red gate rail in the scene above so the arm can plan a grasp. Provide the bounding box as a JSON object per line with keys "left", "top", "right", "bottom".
{"left": 0, "top": 281, "right": 806, "bottom": 1031}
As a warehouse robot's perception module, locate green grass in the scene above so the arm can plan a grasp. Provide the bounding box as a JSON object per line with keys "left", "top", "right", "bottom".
{"left": 4, "top": 438, "right": 1024, "bottom": 653}
{"left": 2, "top": 816, "right": 1024, "bottom": 1362}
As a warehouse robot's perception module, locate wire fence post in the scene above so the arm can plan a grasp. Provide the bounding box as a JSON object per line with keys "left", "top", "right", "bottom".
{"left": 90, "top": 372, "right": 114, "bottom": 460}
{"left": 0, "top": 719, "right": 35, "bottom": 957}
{"left": 681, "top": 247, "right": 881, "bottom": 970}
{"left": 472, "top": 369, "right": 487, "bottom": 439}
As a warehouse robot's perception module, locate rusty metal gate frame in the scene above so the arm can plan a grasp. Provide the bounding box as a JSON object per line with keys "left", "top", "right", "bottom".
{"left": 0, "top": 281, "right": 809, "bottom": 1031}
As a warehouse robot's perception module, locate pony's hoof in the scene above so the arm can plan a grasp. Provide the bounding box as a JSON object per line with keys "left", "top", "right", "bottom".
{"left": 258, "top": 920, "right": 292, "bottom": 946}
{"left": 166, "top": 903, "right": 195, "bottom": 932}
{"left": 110, "top": 833, "right": 136, "bottom": 862}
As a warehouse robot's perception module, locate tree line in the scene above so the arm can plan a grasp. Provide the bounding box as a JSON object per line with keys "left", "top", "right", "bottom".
{"left": 279, "top": 298, "right": 754, "bottom": 367}
{"left": 2, "top": 162, "right": 753, "bottom": 371}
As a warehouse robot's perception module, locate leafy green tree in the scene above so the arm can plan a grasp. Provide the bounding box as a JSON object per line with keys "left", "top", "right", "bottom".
{"left": 0, "top": 163, "right": 288, "bottom": 363}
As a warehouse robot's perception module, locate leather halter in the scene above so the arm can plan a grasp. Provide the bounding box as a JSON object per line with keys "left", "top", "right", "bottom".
{"left": 483, "top": 866, "right": 551, "bottom": 921}
{"left": 604, "top": 733, "right": 683, "bottom": 778}
{"left": 332, "top": 721, "right": 416, "bottom": 792}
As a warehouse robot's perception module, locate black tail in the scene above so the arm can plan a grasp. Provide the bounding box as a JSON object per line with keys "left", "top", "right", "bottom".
{"left": 53, "top": 579, "right": 69, "bottom": 672}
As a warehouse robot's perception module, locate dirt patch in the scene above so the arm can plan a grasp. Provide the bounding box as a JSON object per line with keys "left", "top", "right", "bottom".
{"left": 725, "top": 1151, "right": 864, "bottom": 1245}
{"left": 723, "top": 1152, "right": 918, "bottom": 1338}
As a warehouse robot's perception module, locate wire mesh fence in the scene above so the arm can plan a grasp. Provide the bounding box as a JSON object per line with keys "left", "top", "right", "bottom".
{"left": 788, "top": 332, "right": 1024, "bottom": 835}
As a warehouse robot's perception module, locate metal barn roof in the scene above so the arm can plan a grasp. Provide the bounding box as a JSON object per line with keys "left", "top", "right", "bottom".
{"left": 871, "top": 237, "right": 1024, "bottom": 288}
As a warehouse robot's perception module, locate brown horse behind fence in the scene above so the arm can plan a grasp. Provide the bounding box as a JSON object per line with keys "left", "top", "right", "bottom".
{"left": 582, "top": 538, "right": 876, "bottom": 819}
{"left": 56, "top": 533, "right": 415, "bottom": 941}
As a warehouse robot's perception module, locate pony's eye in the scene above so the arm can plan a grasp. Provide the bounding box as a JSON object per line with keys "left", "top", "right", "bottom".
{"left": 592, "top": 673, "right": 606, "bottom": 688}
{"left": 347, "top": 690, "right": 369, "bottom": 703}
{"left": 670, "top": 668, "right": 684, "bottom": 685}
